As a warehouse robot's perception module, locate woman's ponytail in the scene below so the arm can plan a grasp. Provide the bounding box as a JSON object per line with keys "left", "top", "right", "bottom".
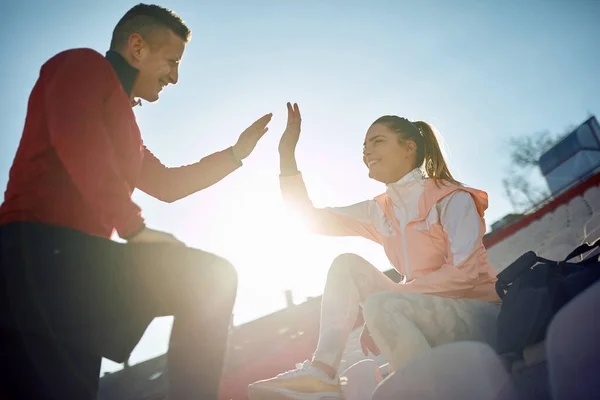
{"left": 413, "top": 121, "right": 458, "bottom": 186}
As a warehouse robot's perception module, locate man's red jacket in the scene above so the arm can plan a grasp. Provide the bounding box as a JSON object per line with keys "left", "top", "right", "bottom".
{"left": 0, "top": 48, "right": 240, "bottom": 239}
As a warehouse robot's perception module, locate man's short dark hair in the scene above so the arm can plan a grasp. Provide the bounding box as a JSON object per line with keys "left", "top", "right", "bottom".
{"left": 110, "top": 3, "right": 191, "bottom": 50}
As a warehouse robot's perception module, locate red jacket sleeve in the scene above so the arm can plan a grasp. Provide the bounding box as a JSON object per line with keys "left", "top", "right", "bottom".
{"left": 43, "top": 49, "right": 144, "bottom": 238}
{"left": 137, "top": 146, "right": 241, "bottom": 203}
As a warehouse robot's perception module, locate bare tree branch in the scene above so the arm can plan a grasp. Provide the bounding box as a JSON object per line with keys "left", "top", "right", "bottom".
{"left": 502, "top": 129, "right": 560, "bottom": 212}
{"left": 507, "top": 131, "right": 557, "bottom": 168}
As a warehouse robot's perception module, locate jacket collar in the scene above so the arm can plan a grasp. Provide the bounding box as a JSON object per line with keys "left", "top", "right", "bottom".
{"left": 105, "top": 50, "right": 141, "bottom": 107}
{"left": 385, "top": 168, "right": 426, "bottom": 206}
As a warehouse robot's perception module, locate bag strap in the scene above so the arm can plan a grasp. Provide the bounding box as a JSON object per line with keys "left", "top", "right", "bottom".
{"left": 496, "top": 251, "right": 540, "bottom": 299}
{"left": 564, "top": 237, "right": 600, "bottom": 262}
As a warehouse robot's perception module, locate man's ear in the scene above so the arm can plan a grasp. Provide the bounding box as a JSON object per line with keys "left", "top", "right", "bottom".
{"left": 127, "top": 33, "right": 147, "bottom": 62}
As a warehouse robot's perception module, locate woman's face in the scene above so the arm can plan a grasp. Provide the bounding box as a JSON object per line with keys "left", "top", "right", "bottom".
{"left": 363, "top": 123, "right": 416, "bottom": 184}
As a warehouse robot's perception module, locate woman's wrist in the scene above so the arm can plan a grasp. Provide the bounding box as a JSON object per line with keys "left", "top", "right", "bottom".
{"left": 279, "top": 152, "right": 299, "bottom": 175}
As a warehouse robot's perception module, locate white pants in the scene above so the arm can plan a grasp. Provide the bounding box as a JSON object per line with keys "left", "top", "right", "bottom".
{"left": 313, "top": 253, "right": 500, "bottom": 371}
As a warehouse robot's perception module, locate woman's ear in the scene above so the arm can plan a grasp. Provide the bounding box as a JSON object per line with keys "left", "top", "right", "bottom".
{"left": 404, "top": 140, "right": 417, "bottom": 155}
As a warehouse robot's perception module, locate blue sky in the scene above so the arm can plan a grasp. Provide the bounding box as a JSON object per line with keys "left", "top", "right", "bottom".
{"left": 1, "top": 0, "right": 599, "bottom": 374}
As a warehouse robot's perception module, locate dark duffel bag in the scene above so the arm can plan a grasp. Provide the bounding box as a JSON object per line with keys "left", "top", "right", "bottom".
{"left": 495, "top": 238, "right": 600, "bottom": 356}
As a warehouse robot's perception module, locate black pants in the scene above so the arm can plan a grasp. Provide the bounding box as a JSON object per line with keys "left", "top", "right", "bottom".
{"left": 0, "top": 222, "right": 237, "bottom": 399}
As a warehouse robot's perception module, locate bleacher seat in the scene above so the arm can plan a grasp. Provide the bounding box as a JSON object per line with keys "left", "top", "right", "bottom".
{"left": 488, "top": 187, "right": 600, "bottom": 273}
{"left": 584, "top": 186, "right": 600, "bottom": 211}
{"left": 568, "top": 196, "right": 593, "bottom": 226}
{"left": 584, "top": 213, "right": 600, "bottom": 237}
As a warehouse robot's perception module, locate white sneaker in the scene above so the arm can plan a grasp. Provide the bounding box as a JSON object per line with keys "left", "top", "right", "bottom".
{"left": 248, "top": 360, "right": 344, "bottom": 400}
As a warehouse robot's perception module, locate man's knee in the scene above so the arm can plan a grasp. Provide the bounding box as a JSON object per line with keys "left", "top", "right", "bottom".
{"left": 328, "top": 253, "right": 366, "bottom": 278}
{"left": 192, "top": 251, "right": 237, "bottom": 293}
{"left": 211, "top": 254, "right": 238, "bottom": 292}
{"left": 173, "top": 249, "right": 238, "bottom": 306}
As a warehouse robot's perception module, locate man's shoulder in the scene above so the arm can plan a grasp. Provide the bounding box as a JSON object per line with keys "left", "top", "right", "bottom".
{"left": 42, "top": 48, "right": 112, "bottom": 76}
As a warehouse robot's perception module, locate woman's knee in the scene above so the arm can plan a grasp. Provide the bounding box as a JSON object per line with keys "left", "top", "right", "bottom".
{"left": 328, "top": 253, "right": 367, "bottom": 279}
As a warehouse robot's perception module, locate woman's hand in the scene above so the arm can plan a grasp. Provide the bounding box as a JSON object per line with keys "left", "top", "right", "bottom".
{"left": 360, "top": 323, "right": 381, "bottom": 356}
{"left": 279, "top": 102, "right": 301, "bottom": 175}
{"left": 278, "top": 102, "right": 301, "bottom": 157}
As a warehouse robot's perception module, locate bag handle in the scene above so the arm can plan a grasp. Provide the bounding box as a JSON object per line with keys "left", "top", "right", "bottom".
{"left": 495, "top": 238, "right": 600, "bottom": 299}
{"left": 564, "top": 237, "right": 600, "bottom": 262}
{"left": 497, "top": 252, "right": 538, "bottom": 286}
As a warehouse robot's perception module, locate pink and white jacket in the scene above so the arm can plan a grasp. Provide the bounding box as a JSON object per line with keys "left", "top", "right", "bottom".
{"left": 280, "top": 168, "right": 500, "bottom": 303}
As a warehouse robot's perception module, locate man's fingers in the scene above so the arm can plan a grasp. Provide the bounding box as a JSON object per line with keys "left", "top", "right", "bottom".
{"left": 256, "top": 127, "right": 269, "bottom": 139}
{"left": 294, "top": 103, "right": 301, "bottom": 121}
{"left": 251, "top": 127, "right": 269, "bottom": 144}
{"left": 254, "top": 113, "right": 273, "bottom": 127}
{"left": 247, "top": 113, "right": 272, "bottom": 134}
{"left": 243, "top": 113, "right": 272, "bottom": 141}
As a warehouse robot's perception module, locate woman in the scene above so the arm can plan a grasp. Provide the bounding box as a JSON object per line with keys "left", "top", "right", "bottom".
{"left": 249, "top": 103, "right": 501, "bottom": 400}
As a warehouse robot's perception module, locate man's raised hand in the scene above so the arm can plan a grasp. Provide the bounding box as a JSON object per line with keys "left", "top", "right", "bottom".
{"left": 232, "top": 113, "right": 272, "bottom": 161}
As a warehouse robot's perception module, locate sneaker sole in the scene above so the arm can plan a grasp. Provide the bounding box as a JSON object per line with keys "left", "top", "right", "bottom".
{"left": 248, "top": 385, "right": 344, "bottom": 400}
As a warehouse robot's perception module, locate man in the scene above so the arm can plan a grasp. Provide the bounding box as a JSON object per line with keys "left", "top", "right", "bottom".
{"left": 0, "top": 4, "right": 270, "bottom": 399}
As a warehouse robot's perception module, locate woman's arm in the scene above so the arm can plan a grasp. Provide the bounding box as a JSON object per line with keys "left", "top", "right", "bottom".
{"left": 279, "top": 171, "right": 380, "bottom": 242}
{"left": 278, "top": 102, "right": 380, "bottom": 242}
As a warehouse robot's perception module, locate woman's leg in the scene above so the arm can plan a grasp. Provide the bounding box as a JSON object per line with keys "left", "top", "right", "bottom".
{"left": 312, "top": 253, "right": 400, "bottom": 372}
{"left": 248, "top": 254, "right": 398, "bottom": 399}
{"left": 363, "top": 291, "right": 500, "bottom": 370}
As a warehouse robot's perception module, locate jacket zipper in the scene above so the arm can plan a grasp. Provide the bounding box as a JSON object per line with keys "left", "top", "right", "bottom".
{"left": 392, "top": 185, "right": 412, "bottom": 280}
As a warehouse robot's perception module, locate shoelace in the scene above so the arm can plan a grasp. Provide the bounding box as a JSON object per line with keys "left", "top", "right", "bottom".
{"left": 276, "top": 360, "right": 312, "bottom": 378}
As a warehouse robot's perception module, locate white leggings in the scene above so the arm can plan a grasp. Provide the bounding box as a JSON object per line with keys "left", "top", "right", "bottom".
{"left": 313, "top": 253, "right": 500, "bottom": 371}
